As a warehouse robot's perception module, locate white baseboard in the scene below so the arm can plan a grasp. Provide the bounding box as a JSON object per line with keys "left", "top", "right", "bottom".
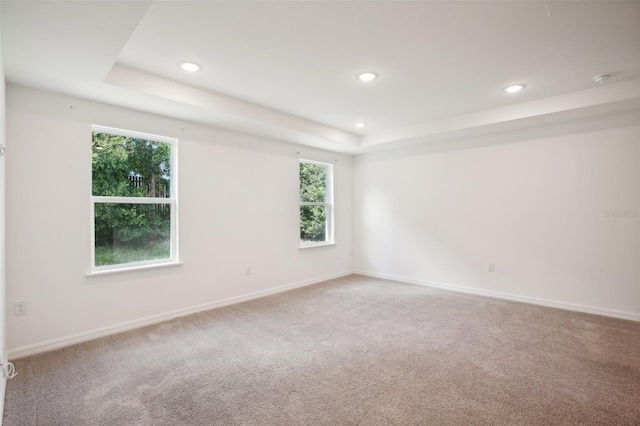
{"left": 355, "top": 270, "right": 640, "bottom": 322}
{"left": 10, "top": 270, "right": 637, "bottom": 360}
{"left": 8, "top": 271, "right": 353, "bottom": 360}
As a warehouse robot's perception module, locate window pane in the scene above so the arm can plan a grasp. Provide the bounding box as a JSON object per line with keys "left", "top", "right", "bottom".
{"left": 300, "top": 205, "right": 327, "bottom": 243}
{"left": 94, "top": 203, "right": 171, "bottom": 266}
{"left": 300, "top": 163, "right": 326, "bottom": 202}
{"left": 92, "top": 132, "right": 171, "bottom": 198}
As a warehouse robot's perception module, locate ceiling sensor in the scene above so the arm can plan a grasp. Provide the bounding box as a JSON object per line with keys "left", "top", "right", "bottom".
{"left": 592, "top": 74, "right": 611, "bottom": 84}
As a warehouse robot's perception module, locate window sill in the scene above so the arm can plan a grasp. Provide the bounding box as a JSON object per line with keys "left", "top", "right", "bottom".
{"left": 299, "top": 242, "right": 336, "bottom": 250}
{"left": 87, "top": 261, "right": 184, "bottom": 277}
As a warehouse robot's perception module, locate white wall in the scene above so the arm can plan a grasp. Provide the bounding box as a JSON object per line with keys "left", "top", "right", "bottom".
{"left": 5, "top": 84, "right": 638, "bottom": 362}
{"left": 354, "top": 112, "right": 640, "bottom": 319}
{"left": 0, "top": 2, "right": 7, "bottom": 416}
{"left": 5, "top": 85, "right": 353, "bottom": 356}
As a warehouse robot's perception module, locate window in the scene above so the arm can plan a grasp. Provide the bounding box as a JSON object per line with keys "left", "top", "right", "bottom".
{"left": 91, "top": 125, "right": 178, "bottom": 271}
{"left": 299, "top": 160, "right": 333, "bottom": 247}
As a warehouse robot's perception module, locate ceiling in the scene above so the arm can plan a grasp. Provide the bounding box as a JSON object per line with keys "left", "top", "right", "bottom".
{"left": 2, "top": 1, "right": 639, "bottom": 154}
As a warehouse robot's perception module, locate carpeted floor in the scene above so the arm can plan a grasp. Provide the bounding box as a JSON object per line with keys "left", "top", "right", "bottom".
{"left": 3, "top": 274, "right": 640, "bottom": 425}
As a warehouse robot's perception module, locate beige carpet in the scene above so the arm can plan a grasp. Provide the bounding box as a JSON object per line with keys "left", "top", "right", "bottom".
{"left": 3, "top": 275, "right": 640, "bottom": 425}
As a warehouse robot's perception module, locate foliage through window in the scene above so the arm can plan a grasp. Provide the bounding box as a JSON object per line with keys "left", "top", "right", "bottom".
{"left": 91, "top": 126, "right": 178, "bottom": 270}
{"left": 300, "top": 160, "right": 333, "bottom": 246}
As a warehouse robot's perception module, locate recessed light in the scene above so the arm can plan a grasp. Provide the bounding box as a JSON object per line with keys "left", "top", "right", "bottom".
{"left": 357, "top": 72, "right": 377, "bottom": 82}
{"left": 354, "top": 122, "right": 367, "bottom": 128}
{"left": 503, "top": 84, "right": 526, "bottom": 93}
{"left": 180, "top": 62, "right": 201, "bottom": 72}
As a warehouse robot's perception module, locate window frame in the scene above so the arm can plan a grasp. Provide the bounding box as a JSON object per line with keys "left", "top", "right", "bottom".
{"left": 299, "top": 159, "right": 334, "bottom": 248}
{"left": 90, "top": 125, "right": 179, "bottom": 273}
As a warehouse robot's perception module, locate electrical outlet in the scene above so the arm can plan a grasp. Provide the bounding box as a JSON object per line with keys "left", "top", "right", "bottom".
{"left": 13, "top": 301, "right": 27, "bottom": 316}
{"left": 487, "top": 263, "right": 495, "bottom": 272}
{"left": 245, "top": 266, "right": 251, "bottom": 275}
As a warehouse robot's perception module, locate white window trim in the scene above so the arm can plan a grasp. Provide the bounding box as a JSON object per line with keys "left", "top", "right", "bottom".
{"left": 299, "top": 159, "right": 334, "bottom": 248}
{"left": 90, "top": 125, "right": 179, "bottom": 273}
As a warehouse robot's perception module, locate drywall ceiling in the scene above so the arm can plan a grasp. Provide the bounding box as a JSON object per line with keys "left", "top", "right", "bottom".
{"left": 2, "top": 1, "right": 639, "bottom": 154}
